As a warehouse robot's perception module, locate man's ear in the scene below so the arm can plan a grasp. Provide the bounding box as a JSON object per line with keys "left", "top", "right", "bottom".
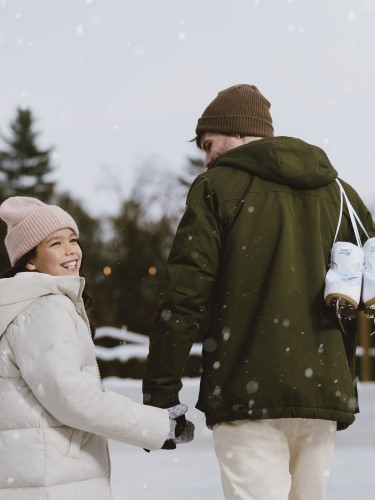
{"left": 26, "top": 261, "right": 37, "bottom": 271}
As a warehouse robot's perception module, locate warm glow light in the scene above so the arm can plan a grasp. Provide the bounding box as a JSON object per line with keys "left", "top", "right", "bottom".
{"left": 148, "top": 266, "right": 157, "bottom": 276}
{"left": 103, "top": 266, "right": 112, "bottom": 276}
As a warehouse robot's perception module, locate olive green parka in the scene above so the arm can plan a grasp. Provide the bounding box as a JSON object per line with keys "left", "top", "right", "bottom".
{"left": 143, "top": 136, "right": 375, "bottom": 430}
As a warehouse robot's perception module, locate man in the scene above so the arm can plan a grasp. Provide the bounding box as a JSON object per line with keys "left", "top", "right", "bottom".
{"left": 143, "top": 84, "right": 375, "bottom": 499}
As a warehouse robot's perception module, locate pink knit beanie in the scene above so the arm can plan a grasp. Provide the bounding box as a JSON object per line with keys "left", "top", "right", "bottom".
{"left": 0, "top": 196, "right": 79, "bottom": 266}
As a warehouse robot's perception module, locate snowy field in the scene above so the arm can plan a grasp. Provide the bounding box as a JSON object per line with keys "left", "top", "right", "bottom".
{"left": 102, "top": 378, "right": 375, "bottom": 500}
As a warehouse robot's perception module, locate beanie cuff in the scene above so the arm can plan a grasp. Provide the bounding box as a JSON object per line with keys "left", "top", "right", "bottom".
{"left": 196, "top": 116, "right": 274, "bottom": 147}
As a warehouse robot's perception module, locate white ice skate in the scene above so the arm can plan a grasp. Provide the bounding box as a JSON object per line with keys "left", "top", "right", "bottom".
{"left": 325, "top": 179, "right": 371, "bottom": 324}
{"left": 324, "top": 241, "right": 364, "bottom": 319}
{"left": 362, "top": 237, "right": 375, "bottom": 318}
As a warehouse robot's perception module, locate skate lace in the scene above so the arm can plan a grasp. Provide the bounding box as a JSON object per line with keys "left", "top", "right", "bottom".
{"left": 334, "top": 179, "right": 369, "bottom": 248}
{"left": 332, "top": 180, "right": 374, "bottom": 332}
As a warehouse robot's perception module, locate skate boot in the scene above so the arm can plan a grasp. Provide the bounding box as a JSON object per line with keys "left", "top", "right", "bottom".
{"left": 362, "top": 237, "right": 375, "bottom": 318}
{"left": 324, "top": 241, "right": 364, "bottom": 320}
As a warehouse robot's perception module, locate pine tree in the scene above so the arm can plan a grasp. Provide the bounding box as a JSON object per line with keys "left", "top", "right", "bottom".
{"left": 101, "top": 157, "right": 204, "bottom": 334}
{"left": 0, "top": 109, "right": 56, "bottom": 270}
{"left": 103, "top": 197, "right": 175, "bottom": 334}
{"left": 0, "top": 108, "right": 55, "bottom": 202}
{"left": 178, "top": 156, "right": 204, "bottom": 189}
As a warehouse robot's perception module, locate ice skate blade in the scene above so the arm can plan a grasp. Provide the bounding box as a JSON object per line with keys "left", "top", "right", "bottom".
{"left": 331, "top": 298, "right": 357, "bottom": 320}
{"left": 364, "top": 304, "right": 375, "bottom": 319}
{"left": 325, "top": 293, "right": 359, "bottom": 310}
{"left": 326, "top": 293, "right": 358, "bottom": 314}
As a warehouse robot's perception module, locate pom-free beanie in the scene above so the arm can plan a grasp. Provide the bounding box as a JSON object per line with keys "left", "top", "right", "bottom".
{"left": 195, "top": 84, "right": 274, "bottom": 147}
{"left": 0, "top": 196, "right": 79, "bottom": 266}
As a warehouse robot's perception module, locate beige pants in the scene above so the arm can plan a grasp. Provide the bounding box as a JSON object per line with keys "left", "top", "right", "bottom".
{"left": 213, "top": 418, "right": 336, "bottom": 500}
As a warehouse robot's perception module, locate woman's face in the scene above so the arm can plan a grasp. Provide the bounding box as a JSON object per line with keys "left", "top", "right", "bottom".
{"left": 26, "top": 228, "right": 82, "bottom": 276}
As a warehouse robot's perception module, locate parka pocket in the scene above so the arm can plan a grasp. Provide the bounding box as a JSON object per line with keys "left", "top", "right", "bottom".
{"left": 68, "top": 429, "right": 83, "bottom": 458}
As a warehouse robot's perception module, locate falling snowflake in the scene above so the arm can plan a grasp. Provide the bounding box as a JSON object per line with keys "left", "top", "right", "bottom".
{"left": 222, "top": 327, "right": 231, "bottom": 341}
{"left": 37, "top": 383, "right": 45, "bottom": 397}
{"left": 347, "top": 10, "right": 355, "bottom": 22}
{"left": 203, "top": 338, "right": 217, "bottom": 352}
{"left": 246, "top": 380, "right": 259, "bottom": 394}
{"left": 134, "top": 45, "right": 145, "bottom": 56}
{"left": 76, "top": 25, "right": 84, "bottom": 37}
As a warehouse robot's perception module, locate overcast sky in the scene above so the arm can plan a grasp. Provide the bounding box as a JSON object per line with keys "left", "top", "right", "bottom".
{"left": 1, "top": 0, "right": 374, "bottom": 216}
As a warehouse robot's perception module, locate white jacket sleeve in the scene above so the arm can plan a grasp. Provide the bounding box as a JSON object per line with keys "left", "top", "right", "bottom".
{"left": 11, "top": 295, "right": 169, "bottom": 451}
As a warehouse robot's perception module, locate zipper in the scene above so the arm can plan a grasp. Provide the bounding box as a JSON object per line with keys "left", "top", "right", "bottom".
{"left": 91, "top": 328, "right": 112, "bottom": 479}
{"left": 106, "top": 439, "right": 112, "bottom": 480}
{"left": 79, "top": 299, "right": 112, "bottom": 479}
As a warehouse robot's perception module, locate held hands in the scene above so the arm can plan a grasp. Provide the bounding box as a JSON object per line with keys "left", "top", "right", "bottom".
{"left": 161, "top": 403, "right": 195, "bottom": 450}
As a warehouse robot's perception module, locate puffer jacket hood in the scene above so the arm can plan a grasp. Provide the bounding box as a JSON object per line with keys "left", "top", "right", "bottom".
{"left": 0, "top": 272, "right": 85, "bottom": 338}
{"left": 210, "top": 136, "right": 338, "bottom": 189}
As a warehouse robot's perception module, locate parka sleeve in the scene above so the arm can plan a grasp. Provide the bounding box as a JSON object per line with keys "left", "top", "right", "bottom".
{"left": 143, "top": 174, "right": 223, "bottom": 408}
{"left": 11, "top": 295, "right": 169, "bottom": 451}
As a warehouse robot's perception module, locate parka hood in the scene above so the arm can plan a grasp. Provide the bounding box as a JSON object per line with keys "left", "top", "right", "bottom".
{"left": 0, "top": 272, "right": 85, "bottom": 338}
{"left": 210, "top": 136, "right": 338, "bottom": 189}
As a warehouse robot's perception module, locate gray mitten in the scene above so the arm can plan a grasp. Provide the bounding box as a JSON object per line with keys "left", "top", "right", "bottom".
{"left": 161, "top": 403, "right": 195, "bottom": 450}
{"left": 175, "top": 418, "right": 195, "bottom": 444}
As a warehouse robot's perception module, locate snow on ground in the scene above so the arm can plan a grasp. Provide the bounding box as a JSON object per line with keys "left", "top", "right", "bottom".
{"left": 102, "top": 378, "right": 375, "bottom": 500}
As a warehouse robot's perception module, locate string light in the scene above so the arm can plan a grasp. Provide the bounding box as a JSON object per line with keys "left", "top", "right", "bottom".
{"left": 103, "top": 266, "right": 112, "bottom": 276}
{"left": 148, "top": 266, "right": 157, "bottom": 276}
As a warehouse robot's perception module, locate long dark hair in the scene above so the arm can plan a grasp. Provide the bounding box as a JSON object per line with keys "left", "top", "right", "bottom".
{"left": 0, "top": 245, "right": 96, "bottom": 338}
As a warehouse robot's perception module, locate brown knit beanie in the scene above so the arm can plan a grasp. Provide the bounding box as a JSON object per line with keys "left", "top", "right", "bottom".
{"left": 0, "top": 196, "right": 79, "bottom": 266}
{"left": 195, "top": 84, "right": 274, "bottom": 147}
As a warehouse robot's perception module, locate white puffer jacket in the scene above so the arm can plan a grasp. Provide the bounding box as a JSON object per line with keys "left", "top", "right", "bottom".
{"left": 0, "top": 272, "right": 169, "bottom": 500}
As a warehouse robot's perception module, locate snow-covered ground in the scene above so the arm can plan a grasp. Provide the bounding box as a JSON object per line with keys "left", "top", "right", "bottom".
{"left": 102, "top": 378, "right": 375, "bottom": 500}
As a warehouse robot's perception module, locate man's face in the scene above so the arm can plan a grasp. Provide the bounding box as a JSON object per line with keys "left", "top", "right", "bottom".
{"left": 200, "top": 132, "right": 244, "bottom": 169}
